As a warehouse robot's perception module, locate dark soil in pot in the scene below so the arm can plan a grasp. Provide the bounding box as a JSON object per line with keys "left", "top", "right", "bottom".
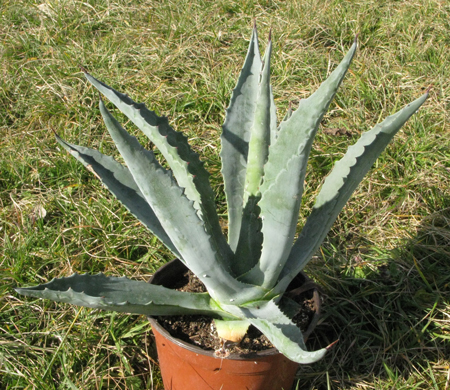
{"left": 153, "top": 264, "right": 321, "bottom": 355}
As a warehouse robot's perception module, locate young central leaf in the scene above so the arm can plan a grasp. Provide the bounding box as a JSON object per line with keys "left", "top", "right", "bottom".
{"left": 233, "top": 34, "right": 274, "bottom": 274}
{"left": 243, "top": 34, "right": 273, "bottom": 199}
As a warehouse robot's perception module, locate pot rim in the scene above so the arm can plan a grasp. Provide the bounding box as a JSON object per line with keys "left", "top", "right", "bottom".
{"left": 148, "top": 259, "right": 320, "bottom": 361}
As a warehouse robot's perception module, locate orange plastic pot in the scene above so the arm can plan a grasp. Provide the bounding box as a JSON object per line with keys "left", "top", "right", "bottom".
{"left": 148, "top": 259, "right": 321, "bottom": 390}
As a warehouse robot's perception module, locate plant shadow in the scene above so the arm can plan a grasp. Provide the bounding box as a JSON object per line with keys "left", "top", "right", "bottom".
{"left": 298, "top": 203, "right": 450, "bottom": 389}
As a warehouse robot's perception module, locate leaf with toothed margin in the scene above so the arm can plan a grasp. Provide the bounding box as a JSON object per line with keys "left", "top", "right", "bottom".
{"left": 262, "top": 40, "right": 357, "bottom": 192}
{"left": 269, "top": 85, "right": 277, "bottom": 143}
{"left": 15, "top": 273, "right": 232, "bottom": 317}
{"left": 99, "top": 99, "right": 265, "bottom": 304}
{"left": 220, "top": 24, "right": 262, "bottom": 253}
{"left": 281, "top": 103, "right": 293, "bottom": 123}
{"left": 243, "top": 34, "right": 273, "bottom": 200}
{"left": 274, "top": 91, "right": 429, "bottom": 295}
{"left": 243, "top": 40, "right": 358, "bottom": 288}
{"left": 82, "top": 70, "right": 232, "bottom": 270}
{"left": 55, "top": 134, "right": 180, "bottom": 258}
{"left": 233, "top": 35, "right": 274, "bottom": 276}
{"left": 221, "top": 300, "right": 329, "bottom": 364}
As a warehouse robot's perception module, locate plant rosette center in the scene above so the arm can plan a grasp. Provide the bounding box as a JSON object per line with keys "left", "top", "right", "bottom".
{"left": 154, "top": 266, "right": 319, "bottom": 356}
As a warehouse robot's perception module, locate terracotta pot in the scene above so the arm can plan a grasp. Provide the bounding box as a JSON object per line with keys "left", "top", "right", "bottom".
{"left": 148, "top": 259, "right": 321, "bottom": 390}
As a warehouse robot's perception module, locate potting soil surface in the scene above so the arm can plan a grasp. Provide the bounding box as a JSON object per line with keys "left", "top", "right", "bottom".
{"left": 156, "top": 269, "right": 318, "bottom": 355}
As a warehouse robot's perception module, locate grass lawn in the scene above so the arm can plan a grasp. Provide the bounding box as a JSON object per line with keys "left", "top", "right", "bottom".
{"left": 1, "top": 0, "right": 449, "bottom": 388}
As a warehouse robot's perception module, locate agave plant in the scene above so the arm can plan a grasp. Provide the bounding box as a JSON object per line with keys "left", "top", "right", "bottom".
{"left": 16, "top": 26, "right": 428, "bottom": 364}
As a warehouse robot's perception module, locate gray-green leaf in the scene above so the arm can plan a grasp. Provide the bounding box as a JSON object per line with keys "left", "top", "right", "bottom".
{"left": 275, "top": 91, "right": 429, "bottom": 294}
{"left": 56, "top": 134, "right": 180, "bottom": 257}
{"left": 221, "top": 25, "right": 263, "bottom": 252}
{"left": 16, "top": 273, "right": 225, "bottom": 317}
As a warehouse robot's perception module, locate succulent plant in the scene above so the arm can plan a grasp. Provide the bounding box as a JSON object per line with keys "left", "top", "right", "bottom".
{"left": 16, "top": 26, "right": 428, "bottom": 364}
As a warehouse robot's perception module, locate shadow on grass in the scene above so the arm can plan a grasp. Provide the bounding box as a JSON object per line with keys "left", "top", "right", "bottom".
{"left": 299, "top": 205, "right": 450, "bottom": 389}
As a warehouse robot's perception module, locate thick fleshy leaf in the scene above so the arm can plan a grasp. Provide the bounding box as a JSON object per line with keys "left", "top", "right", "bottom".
{"left": 221, "top": 300, "right": 328, "bottom": 364}
{"left": 82, "top": 71, "right": 232, "bottom": 270}
{"left": 214, "top": 319, "right": 250, "bottom": 342}
{"left": 269, "top": 85, "right": 278, "bottom": 143}
{"left": 243, "top": 36, "right": 273, "bottom": 199}
{"left": 233, "top": 36, "right": 273, "bottom": 275}
{"left": 16, "top": 273, "right": 227, "bottom": 317}
{"left": 99, "top": 99, "right": 265, "bottom": 304}
{"left": 220, "top": 24, "right": 262, "bottom": 252}
{"left": 234, "top": 196, "right": 263, "bottom": 275}
{"left": 274, "top": 91, "right": 429, "bottom": 294}
{"left": 243, "top": 40, "right": 358, "bottom": 287}
{"left": 56, "top": 134, "right": 180, "bottom": 257}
